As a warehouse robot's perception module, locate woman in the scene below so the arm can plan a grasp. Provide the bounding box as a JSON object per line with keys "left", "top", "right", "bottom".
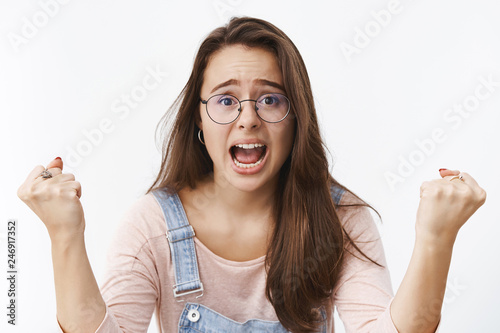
{"left": 17, "top": 17, "right": 486, "bottom": 333}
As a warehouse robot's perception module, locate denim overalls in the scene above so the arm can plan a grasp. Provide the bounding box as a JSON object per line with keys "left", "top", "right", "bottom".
{"left": 152, "top": 184, "right": 345, "bottom": 332}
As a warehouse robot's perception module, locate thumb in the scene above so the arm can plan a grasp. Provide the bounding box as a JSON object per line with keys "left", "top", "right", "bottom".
{"left": 46, "top": 157, "right": 63, "bottom": 171}
{"left": 439, "top": 168, "right": 460, "bottom": 178}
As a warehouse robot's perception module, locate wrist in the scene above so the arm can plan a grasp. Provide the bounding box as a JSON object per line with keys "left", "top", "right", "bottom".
{"left": 50, "top": 230, "right": 85, "bottom": 248}
{"left": 415, "top": 229, "right": 457, "bottom": 250}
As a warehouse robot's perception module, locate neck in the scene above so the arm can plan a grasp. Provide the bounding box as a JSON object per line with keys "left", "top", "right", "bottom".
{"left": 202, "top": 171, "right": 278, "bottom": 224}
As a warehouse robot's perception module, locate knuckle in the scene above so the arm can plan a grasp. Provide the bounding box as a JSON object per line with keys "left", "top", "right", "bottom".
{"left": 434, "top": 182, "right": 445, "bottom": 193}
{"left": 420, "top": 181, "right": 430, "bottom": 189}
{"left": 455, "top": 185, "right": 471, "bottom": 199}
{"left": 28, "top": 182, "right": 40, "bottom": 198}
{"left": 443, "top": 186, "right": 454, "bottom": 198}
{"left": 478, "top": 188, "right": 487, "bottom": 204}
{"left": 464, "top": 185, "right": 474, "bottom": 196}
{"left": 54, "top": 185, "right": 64, "bottom": 197}
{"left": 17, "top": 185, "right": 25, "bottom": 200}
{"left": 421, "top": 181, "right": 441, "bottom": 197}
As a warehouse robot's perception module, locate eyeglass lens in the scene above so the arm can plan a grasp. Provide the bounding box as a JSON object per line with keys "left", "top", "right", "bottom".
{"left": 205, "top": 93, "right": 290, "bottom": 124}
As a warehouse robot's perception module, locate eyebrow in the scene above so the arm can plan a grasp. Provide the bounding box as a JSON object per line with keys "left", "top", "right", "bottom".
{"left": 209, "top": 79, "right": 285, "bottom": 94}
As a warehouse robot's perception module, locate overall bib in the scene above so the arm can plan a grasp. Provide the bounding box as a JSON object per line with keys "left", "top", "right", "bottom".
{"left": 152, "top": 184, "right": 345, "bottom": 332}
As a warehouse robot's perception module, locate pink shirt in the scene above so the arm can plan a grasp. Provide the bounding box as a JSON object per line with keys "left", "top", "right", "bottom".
{"left": 57, "top": 190, "right": 440, "bottom": 332}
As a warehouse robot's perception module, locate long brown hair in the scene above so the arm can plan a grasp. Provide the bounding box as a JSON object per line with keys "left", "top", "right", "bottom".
{"left": 146, "top": 16, "right": 381, "bottom": 333}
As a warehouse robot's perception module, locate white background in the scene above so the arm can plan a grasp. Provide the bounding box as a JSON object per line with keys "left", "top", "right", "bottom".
{"left": 1, "top": 0, "right": 499, "bottom": 332}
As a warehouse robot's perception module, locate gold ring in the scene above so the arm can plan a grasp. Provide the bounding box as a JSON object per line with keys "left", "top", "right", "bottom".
{"left": 449, "top": 174, "right": 464, "bottom": 182}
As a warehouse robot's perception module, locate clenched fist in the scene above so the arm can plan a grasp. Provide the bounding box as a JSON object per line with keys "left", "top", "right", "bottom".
{"left": 17, "top": 157, "right": 85, "bottom": 242}
{"left": 416, "top": 169, "right": 487, "bottom": 244}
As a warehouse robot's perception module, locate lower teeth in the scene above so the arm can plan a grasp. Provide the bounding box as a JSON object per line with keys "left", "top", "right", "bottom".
{"left": 233, "top": 154, "right": 265, "bottom": 169}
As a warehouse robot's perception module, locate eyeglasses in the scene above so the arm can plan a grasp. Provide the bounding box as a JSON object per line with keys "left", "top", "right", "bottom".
{"left": 200, "top": 93, "right": 291, "bottom": 124}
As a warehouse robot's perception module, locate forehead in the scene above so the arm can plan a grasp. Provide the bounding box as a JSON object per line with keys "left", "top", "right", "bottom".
{"left": 202, "top": 45, "right": 284, "bottom": 94}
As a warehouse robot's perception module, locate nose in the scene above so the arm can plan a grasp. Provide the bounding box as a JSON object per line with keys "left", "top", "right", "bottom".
{"left": 236, "top": 100, "right": 262, "bottom": 129}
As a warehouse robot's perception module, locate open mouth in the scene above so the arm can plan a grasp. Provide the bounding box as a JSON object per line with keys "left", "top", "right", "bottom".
{"left": 230, "top": 143, "right": 267, "bottom": 169}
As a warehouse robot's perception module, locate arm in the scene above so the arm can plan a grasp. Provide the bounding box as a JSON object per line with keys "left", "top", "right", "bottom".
{"left": 335, "top": 170, "right": 485, "bottom": 333}
{"left": 333, "top": 204, "right": 399, "bottom": 333}
{"left": 18, "top": 158, "right": 158, "bottom": 333}
{"left": 390, "top": 170, "right": 486, "bottom": 332}
{"left": 53, "top": 210, "right": 160, "bottom": 333}
{"left": 93, "top": 194, "right": 160, "bottom": 331}
{"left": 389, "top": 234, "right": 452, "bottom": 333}
{"left": 51, "top": 234, "right": 106, "bottom": 332}
{"left": 53, "top": 195, "right": 160, "bottom": 333}
{"left": 17, "top": 158, "right": 106, "bottom": 332}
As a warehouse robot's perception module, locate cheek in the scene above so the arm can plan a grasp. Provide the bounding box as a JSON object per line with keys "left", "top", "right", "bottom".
{"left": 272, "top": 122, "right": 295, "bottom": 160}
{"left": 268, "top": 119, "right": 292, "bottom": 141}
{"left": 203, "top": 127, "right": 231, "bottom": 160}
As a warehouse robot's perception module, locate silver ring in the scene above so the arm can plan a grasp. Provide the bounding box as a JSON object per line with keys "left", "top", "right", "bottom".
{"left": 449, "top": 174, "right": 464, "bottom": 182}
{"left": 40, "top": 169, "right": 53, "bottom": 179}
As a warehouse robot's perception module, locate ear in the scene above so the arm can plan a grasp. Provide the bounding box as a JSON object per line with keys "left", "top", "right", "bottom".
{"left": 195, "top": 106, "right": 203, "bottom": 131}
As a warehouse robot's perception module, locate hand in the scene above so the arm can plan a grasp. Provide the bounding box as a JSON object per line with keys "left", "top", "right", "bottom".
{"left": 415, "top": 169, "right": 486, "bottom": 244}
{"left": 17, "top": 157, "right": 85, "bottom": 242}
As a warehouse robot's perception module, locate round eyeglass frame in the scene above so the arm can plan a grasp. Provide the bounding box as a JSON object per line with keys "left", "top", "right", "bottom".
{"left": 199, "top": 93, "right": 291, "bottom": 125}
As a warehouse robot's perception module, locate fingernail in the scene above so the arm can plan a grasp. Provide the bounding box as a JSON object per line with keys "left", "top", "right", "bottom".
{"left": 55, "top": 157, "right": 61, "bottom": 160}
{"left": 439, "top": 168, "right": 447, "bottom": 172}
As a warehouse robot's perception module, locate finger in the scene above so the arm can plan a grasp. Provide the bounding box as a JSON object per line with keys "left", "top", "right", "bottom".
{"left": 46, "top": 157, "right": 63, "bottom": 171}
{"left": 46, "top": 157, "right": 63, "bottom": 177}
{"left": 46, "top": 166, "right": 63, "bottom": 178}
{"left": 460, "top": 173, "right": 487, "bottom": 206}
{"left": 457, "top": 172, "right": 481, "bottom": 190}
{"left": 447, "top": 172, "right": 486, "bottom": 205}
{"left": 439, "top": 169, "right": 460, "bottom": 178}
{"left": 68, "top": 180, "right": 82, "bottom": 199}
{"left": 26, "top": 165, "right": 47, "bottom": 183}
{"left": 32, "top": 166, "right": 62, "bottom": 184}
{"left": 444, "top": 174, "right": 465, "bottom": 183}
{"left": 33, "top": 158, "right": 64, "bottom": 183}
{"left": 51, "top": 173, "right": 76, "bottom": 183}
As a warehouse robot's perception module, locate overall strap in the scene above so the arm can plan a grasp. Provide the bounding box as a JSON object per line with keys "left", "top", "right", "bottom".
{"left": 152, "top": 188, "right": 203, "bottom": 301}
{"left": 330, "top": 184, "right": 345, "bottom": 205}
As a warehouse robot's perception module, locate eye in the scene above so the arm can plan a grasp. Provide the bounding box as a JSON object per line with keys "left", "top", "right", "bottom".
{"left": 216, "top": 95, "right": 238, "bottom": 107}
{"left": 259, "top": 94, "right": 280, "bottom": 106}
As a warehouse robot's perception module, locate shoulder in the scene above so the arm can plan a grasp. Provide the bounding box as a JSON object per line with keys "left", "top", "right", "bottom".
{"left": 332, "top": 189, "right": 388, "bottom": 265}
{"left": 334, "top": 189, "right": 380, "bottom": 241}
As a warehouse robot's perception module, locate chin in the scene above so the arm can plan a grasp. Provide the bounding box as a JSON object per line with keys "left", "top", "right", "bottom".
{"left": 229, "top": 167, "right": 279, "bottom": 194}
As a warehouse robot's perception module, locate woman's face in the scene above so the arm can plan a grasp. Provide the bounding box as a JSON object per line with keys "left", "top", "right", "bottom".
{"left": 198, "top": 44, "right": 296, "bottom": 193}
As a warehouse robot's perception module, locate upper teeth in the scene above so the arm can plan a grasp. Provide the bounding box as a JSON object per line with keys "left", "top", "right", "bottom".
{"left": 233, "top": 143, "right": 265, "bottom": 149}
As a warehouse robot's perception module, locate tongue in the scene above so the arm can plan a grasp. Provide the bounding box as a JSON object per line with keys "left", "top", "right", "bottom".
{"left": 232, "top": 146, "right": 265, "bottom": 164}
